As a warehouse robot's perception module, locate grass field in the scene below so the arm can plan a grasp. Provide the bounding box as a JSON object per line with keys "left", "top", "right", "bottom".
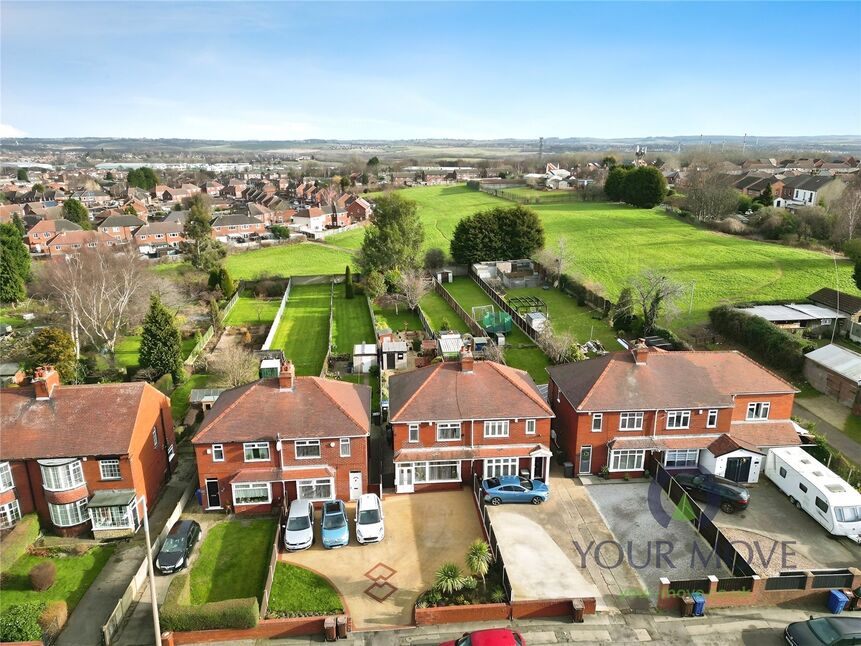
{"left": 372, "top": 303, "right": 423, "bottom": 332}
{"left": 419, "top": 291, "right": 470, "bottom": 335}
{"left": 443, "top": 278, "right": 550, "bottom": 383}
{"left": 268, "top": 562, "right": 343, "bottom": 616}
{"left": 225, "top": 242, "right": 355, "bottom": 280}
{"left": 223, "top": 290, "right": 281, "bottom": 326}
{"left": 0, "top": 545, "right": 115, "bottom": 612}
{"left": 332, "top": 291, "right": 375, "bottom": 354}
{"left": 271, "top": 284, "right": 331, "bottom": 376}
{"left": 505, "top": 287, "right": 618, "bottom": 348}
{"left": 189, "top": 519, "right": 276, "bottom": 605}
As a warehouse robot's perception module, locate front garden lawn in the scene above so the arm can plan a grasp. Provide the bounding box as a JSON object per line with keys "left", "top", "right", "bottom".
{"left": 270, "top": 284, "right": 331, "bottom": 376}
{"left": 331, "top": 292, "right": 375, "bottom": 355}
{"left": 223, "top": 290, "right": 281, "bottom": 327}
{"left": 0, "top": 545, "right": 115, "bottom": 612}
{"left": 189, "top": 518, "right": 276, "bottom": 605}
{"left": 225, "top": 242, "right": 355, "bottom": 280}
{"left": 267, "top": 562, "right": 343, "bottom": 616}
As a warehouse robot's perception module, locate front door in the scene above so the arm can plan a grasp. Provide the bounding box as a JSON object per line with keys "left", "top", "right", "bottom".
{"left": 579, "top": 446, "right": 592, "bottom": 474}
{"left": 205, "top": 478, "right": 220, "bottom": 509}
{"left": 349, "top": 471, "right": 363, "bottom": 501}
{"left": 397, "top": 465, "right": 414, "bottom": 494}
{"left": 725, "top": 457, "right": 751, "bottom": 483}
{"left": 532, "top": 456, "right": 546, "bottom": 481}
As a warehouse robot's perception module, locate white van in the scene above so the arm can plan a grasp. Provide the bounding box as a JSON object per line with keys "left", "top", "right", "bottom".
{"left": 764, "top": 446, "right": 861, "bottom": 543}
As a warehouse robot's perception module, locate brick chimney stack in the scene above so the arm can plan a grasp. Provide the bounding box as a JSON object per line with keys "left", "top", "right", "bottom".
{"left": 632, "top": 339, "right": 649, "bottom": 365}
{"left": 278, "top": 360, "right": 296, "bottom": 392}
{"left": 33, "top": 365, "right": 60, "bottom": 400}
{"left": 460, "top": 349, "right": 474, "bottom": 373}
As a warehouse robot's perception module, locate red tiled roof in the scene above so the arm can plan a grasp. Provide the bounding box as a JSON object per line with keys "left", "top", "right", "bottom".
{"left": 727, "top": 421, "right": 802, "bottom": 449}
{"left": 708, "top": 434, "right": 763, "bottom": 457}
{"left": 608, "top": 435, "right": 719, "bottom": 451}
{"left": 394, "top": 443, "right": 550, "bottom": 463}
{"left": 548, "top": 351, "right": 796, "bottom": 412}
{"left": 389, "top": 361, "right": 553, "bottom": 423}
{"left": 0, "top": 382, "right": 159, "bottom": 459}
{"left": 193, "top": 377, "right": 370, "bottom": 444}
{"left": 229, "top": 466, "right": 335, "bottom": 483}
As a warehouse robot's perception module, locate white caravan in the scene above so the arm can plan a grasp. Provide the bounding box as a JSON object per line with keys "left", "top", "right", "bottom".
{"left": 764, "top": 446, "right": 861, "bottom": 543}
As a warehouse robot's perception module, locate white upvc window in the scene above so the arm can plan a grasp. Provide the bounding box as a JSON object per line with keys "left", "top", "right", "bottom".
{"left": 483, "top": 420, "right": 509, "bottom": 438}
{"left": 609, "top": 449, "right": 645, "bottom": 472}
{"left": 212, "top": 444, "right": 224, "bottom": 462}
{"left": 0, "top": 499, "right": 21, "bottom": 528}
{"left": 746, "top": 402, "right": 770, "bottom": 420}
{"left": 99, "top": 459, "right": 121, "bottom": 481}
{"left": 525, "top": 419, "right": 536, "bottom": 435}
{"left": 0, "top": 462, "right": 13, "bottom": 492}
{"left": 297, "top": 477, "right": 334, "bottom": 501}
{"left": 436, "top": 422, "right": 461, "bottom": 442}
{"left": 232, "top": 481, "right": 271, "bottom": 506}
{"left": 49, "top": 498, "right": 89, "bottom": 527}
{"left": 295, "top": 439, "right": 321, "bottom": 459}
{"left": 152, "top": 427, "right": 159, "bottom": 448}
{"left": 485, "top": 457, "right": 518, "bottom": 478}
{"left": 340, "top": 438, "right": 351, "bottom": 458}
{"left": 412, "top": 460, "right": 460, "bottom": 483}
{"left": 664, "top": 449, "right": 700, "bottom": 468}
{"left": 243, "top": 442, "right": 271, "bottom": 462}
{"left": 619, "top": 412, "right": 644, "bottom": 431}
{"left": 706, "top": 409, "right": 719, "bottom": 428}
{"left": 90, "top": 504, "right": 134, "bottom": 529}
{"left": 666, "top": 410, "right": 691, "bottom": 430}
{"left": 591, "top": 413, "right": 603, "bottom": 432}
{"left": 40, "top": 460, "right": 85, "bottom": 492}
{"left": 408, "top": 424, "right": 419, "bottom": 443}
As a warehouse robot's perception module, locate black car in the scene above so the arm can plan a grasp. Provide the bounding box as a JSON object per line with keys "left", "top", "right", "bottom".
{"left": 785, "top": 616, "right": 861, "bottom": 645}
{"left": 155, "top": 520, "right": 201, "bottom": 574}
{"left": 674, "top": 473, "right": 750, "bottom": 513}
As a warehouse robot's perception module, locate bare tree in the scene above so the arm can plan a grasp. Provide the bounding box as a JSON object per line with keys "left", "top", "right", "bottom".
{"left": 534, "top": 238, "right": 567, "bottom": 287}
{"left": 396, "top": 268, "right": 432, "bottom": 310}
{"left": 536, "top": 321, "right": 584, "bottom": 364}
{"left": 481, "top": 341, "right": 505, "bottom": 364}
{"left": 683, "top": 170, "right": 738, "bottom": 221}
{"left": 211, "top": 344, "right": 258, "bottom": 388}
{"left": 38, "top": 248, "right": 151, "bottom": 356}
{"left": 833, "top": 177, "right": 861, "bottom": 243}
{"left": 630, "top": 270, "right": 685, "bottom": 335}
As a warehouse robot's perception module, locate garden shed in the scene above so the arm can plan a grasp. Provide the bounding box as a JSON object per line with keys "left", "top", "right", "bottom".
{"left": 803, "top": 344, "right": 861, "bottom": 414}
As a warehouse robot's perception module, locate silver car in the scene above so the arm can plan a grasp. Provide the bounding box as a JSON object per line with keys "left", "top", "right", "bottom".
{"left": 283, "top": 499, "right": 314, "bottom": 551}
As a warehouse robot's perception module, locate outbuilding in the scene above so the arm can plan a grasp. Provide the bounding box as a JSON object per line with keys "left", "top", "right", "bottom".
{"left": 803, "top": 344, "right": 861, "bottom": 414}
{"left": 352, "top": 343, "right": 378, "bottom": 374}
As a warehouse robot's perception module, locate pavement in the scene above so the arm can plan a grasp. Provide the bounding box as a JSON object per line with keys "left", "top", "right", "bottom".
{"left": 280, "top": 489, "right": 483, "bottom": 630}
{"left": 56, "top": 449, "right": 197, "bottom": 646}
{"left": 794, "top": 400, "right": 861, "bottom": 466}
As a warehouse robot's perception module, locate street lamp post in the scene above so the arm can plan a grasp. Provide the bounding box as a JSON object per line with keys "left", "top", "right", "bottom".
{"left": 137, "top": 495, "right": 161, "bottom": 645}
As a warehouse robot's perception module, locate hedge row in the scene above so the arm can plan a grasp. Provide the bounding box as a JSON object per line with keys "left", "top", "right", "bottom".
{"left": 160, "top": 572, "right": 260, "bottom": 632}
{"left": 0, "top": 601, "right": 44, "bottom": 642}
{"left": 0, "top": 514, "right": 40, "bottom": 572}
{"left": 709, "top": 305, "right": 814, "bottom": 373}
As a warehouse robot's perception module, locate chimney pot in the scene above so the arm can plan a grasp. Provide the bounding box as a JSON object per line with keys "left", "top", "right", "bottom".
{"left": 460, "top": 349, "right": 474, "bottom": 373}
{"left": 33, "top": 365, "right": 60, "bottom": 400}
{"left": 279, "top": 360, "right": 296, "bottom": 391}
{"left": 632, "top": 339, "right": 649, "bottom": 365}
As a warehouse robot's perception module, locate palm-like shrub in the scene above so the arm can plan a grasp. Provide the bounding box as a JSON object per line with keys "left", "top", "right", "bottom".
{"left": 433, "top": 562, "right": 468, "bottom": 596}
{"left": 465, "top": 539, "right": 493, "bottom": 587}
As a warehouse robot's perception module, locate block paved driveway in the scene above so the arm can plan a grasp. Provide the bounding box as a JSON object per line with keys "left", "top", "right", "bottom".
{"left": 281, "top": 489, "right": 483, "bottom": 629}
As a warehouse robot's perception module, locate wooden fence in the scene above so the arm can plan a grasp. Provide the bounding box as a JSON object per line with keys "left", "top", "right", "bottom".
{"left": 433, "top": 279, "right": 485, "bottom": 337}
{"left": 260, "top": 521, "right": 283, "bottom": 617}
{"left": 320, "top": 279, "right": 335, "bottom": 377}
{"left": 467, "top": 268, "right": 541, "bottom": 343}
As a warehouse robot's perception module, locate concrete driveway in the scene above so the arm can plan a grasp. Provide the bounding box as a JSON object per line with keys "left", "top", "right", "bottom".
{"left": 281, "top": 490, "right": 483, "bottom": 630}
{"left": 716, "top": 478, "right": 861, "bottom": 571}
{"left": 586, "top": 481, "right": 730, "bottom": 603}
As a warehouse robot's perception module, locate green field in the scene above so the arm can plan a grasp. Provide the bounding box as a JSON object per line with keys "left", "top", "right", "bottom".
{"left": 505, "top": 287, "right": 618, "bottom": 348}
{"left": 443, "top": 278, "right": 550, "bottom": 383}
{"left": 331, "top": 291, "right": 375, "bottom": 354}
{"left": 419, "top": 291, "right": 469, "bottom": 334}
{"left": 372, "top": 303, "right": 423, "bottom": 332}
{"left": 271, "top": 284, "right": 331, "bottom": 376}
{"left": 225, "top": 242, "right": 354, "bottom": 280}
{"left": 223, "top": 290, "right": 281, "bottom": 326}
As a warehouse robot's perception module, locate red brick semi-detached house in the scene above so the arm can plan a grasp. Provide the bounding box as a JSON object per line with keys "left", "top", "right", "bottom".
{"left": 192, "top": 359, "right": 370, "bottom": 514}
{"left": 0, "top": 367, "right": 177, "bottom": 537}
{"left": 547, "top": 342, "right": 804, "bottom": 483}
{"left": 388, "top": 353, "right": 554, "bottom": 494}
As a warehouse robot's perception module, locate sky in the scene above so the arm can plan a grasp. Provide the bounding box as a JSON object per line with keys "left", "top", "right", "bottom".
{"left": 1, "top": 1, "right": 860, "bottom": 141}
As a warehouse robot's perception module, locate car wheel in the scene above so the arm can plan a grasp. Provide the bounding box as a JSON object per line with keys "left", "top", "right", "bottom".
{"left": 794, "top": 499, "right": 802, "bottom": 510}
{"left": 490, "top": 497, "right": 502, "bottom": 506}
{"left": 720, "top": 502, "right": 735, "bottom": 514}
{"left": 788, "top": 495, "right": 796, "bottom": 505}
{"left": 531, "top": 497, "right": 543, "bottom": 505}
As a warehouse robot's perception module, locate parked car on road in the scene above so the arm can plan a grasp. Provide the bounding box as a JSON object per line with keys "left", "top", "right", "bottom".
{"left": 440, "top": 628, "right": 525, "bottom": 646}
{"left": 674, "top": 473, "right": 750, "bottom": 513}
{"left": 155, "top": 520, "right": 200, "bottom": 574}
{"left": 784, "top": 615, "right": 861, "bottom": 645}
{"left": 321, "top": 499, "right": 349, "bottom": 549}
{"left": 482, "top": 475, "right": 549, "bottom": 505}
{"left": 283, "top": 499, "right": 314, "bottom": 551}
{"left": 355, "top": 493, "right": 385, "bottom": 544}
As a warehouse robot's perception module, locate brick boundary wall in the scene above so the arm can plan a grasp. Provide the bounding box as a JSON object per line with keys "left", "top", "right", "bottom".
{"left": 414, "top": 603, "right": 510, "bottom": 626}
{"left": 161, "top": 614, "right": 351, "bottom": 645}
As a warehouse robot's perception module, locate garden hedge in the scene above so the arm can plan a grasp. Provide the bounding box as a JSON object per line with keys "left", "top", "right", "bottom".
{"left": 0, "top": 601, "right": 45, "bottom": 642}
{"left": 0, "top": 514, "right": 40, "bottom": 572}
{"left": 160, "top": 572, "right": 260, "bottom": 632}
{"left": 708, "top": 305, "right": 814, "bottom": 374}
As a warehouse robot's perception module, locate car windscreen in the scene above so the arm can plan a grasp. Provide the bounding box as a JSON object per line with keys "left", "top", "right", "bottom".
{"left": 162, "top": 536, "right": 186, "bottom": 553}
{"left": 808, "top": 618, "right": 841, "bottom": 643}
{"left": 836, "top": 505, "right": 861, "bottom": 522}
{"left": 323, "top": 514, "right": 346, "bottom": 530}
{"left": 358, "top": 509, "right": 381, "bottom": 525}
{"left": 287, "top": 516, "right": 311, "bottom": 531}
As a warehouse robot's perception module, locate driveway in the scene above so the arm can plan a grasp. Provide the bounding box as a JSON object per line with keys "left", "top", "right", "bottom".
{"left": 716, "top": 478, "right": 861, "bottom": 572}
{"left": 281, "top": 490, "right": 483, "bottom": 630}
{"left": 586, "top": 481, "right": 729, "bottom": 604}
{"left": 794, "top": 400, "right": 861, "bottom": 466}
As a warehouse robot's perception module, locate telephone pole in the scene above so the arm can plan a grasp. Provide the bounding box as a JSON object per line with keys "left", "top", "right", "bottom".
{"left": 538, "top": 137, "right": 544, "bottom": 168}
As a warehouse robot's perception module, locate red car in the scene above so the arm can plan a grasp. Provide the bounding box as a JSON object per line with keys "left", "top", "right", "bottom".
{"left": 440, "top": 629, "right": 525, "bottom": 646}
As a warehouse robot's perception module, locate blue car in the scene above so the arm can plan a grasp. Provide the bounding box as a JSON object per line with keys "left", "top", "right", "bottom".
{"left": 321, "top": 500, "right": 349, "bottom": 548}
{"left": 482, "top": 475, "right": 549, "bottom": 506}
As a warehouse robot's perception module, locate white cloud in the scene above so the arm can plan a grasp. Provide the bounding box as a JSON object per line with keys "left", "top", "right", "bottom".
{"left": 0, "top": 123, "right": 27, "bottom": 137}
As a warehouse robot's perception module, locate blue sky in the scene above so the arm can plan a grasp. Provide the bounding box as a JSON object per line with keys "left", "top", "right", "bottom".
{"left": 2, "top": 1, "right": 859, "bottom": 140}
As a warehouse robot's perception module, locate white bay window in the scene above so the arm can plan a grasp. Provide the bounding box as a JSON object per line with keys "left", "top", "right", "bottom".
{"left": 49, "top": 498, "right": 89, "bottom": 527}
{"left": 297, "top": 478, "right": 334, "bottom": 501}
{"left": 232, "top": 481, "right": 271, "bottom": 506}
{"left": 40, "top": 459, "right": 85, "bottom": 492}
{"left": 609, "top": 449, "right": 645, "bottom": 472}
